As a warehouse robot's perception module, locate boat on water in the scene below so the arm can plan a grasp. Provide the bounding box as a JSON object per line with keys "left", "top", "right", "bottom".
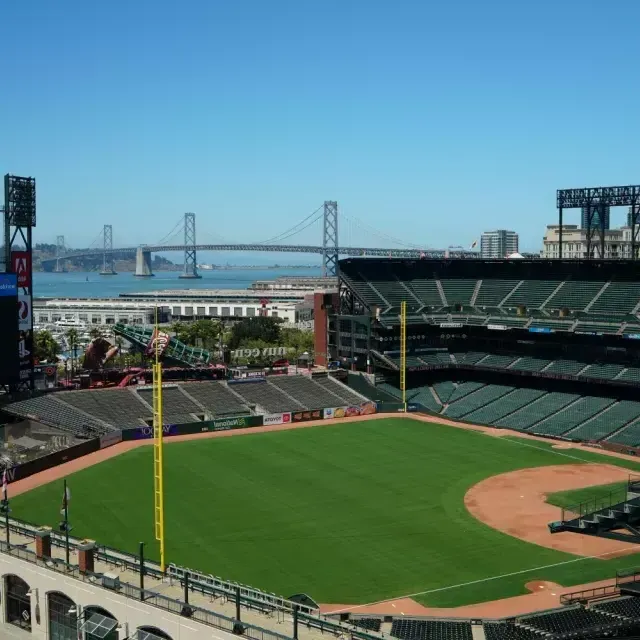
{"left": 54, "top": 319, "right": 87, "bottom": 329}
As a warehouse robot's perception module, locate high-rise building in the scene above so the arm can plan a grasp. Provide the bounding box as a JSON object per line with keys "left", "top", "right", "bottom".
{"left": 480, "top": 230, "right": 519, "bottom": 258}
{"left": 581, "top": 206, "right": 610, "bottom": 230}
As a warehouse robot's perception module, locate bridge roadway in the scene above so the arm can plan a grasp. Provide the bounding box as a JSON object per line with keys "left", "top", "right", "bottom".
{"left": 41, "top": 243, "right": 475, "bottom": 265}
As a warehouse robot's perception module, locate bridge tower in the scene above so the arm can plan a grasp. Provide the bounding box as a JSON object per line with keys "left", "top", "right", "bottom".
{"left": 55, "top": 235, "right": 66, "bottom": 273}
{"left": 322, "top": 201, "right": 339, "bottom": 277}
{"left": 100, "top": 224, "right": 117, "bottom": 275}
{"left": 179, "top": 212, "right": 201, "bottom": 279}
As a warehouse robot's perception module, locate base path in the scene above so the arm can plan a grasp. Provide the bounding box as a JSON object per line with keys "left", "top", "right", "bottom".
{"left": 465, "top": 464, "right": 634, "bottom": 557}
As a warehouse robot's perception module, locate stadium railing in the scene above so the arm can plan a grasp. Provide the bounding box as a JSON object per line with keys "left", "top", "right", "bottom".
{"left": 560, "top": 584, "right": 620, "bottom": 605}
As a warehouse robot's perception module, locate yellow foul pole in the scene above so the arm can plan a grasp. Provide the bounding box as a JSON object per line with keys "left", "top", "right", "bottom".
{"left": 400, "top": 300, "right": 407, "bottom": 411}
{"left": 152, "top": 308, "right": 166, "bottom": 572}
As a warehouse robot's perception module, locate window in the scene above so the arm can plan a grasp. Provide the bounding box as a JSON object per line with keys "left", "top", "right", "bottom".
{"left": 38, "top": 314, "right": 49, "bottom": 323}
{"left": 197, "top": 306, "right": 206, "bottom": 316}
{"left": 233, "top": 307, "right": 243, "bottom": 316}
{"left": 184, "top": 306, "right": 194, "bottom": 316}
{"left": 48, "top": 592, "right": 77, "bottom": 640}
{"left": 246, "top": 308, "right": 255, "bottom": 317}
{"left": 271, "top": 310, "right": 278, "bottom": 317}
{"left": 209, "top": 306, "right": 218, "bottom": 316}
{"left": 172, "top": 306, "right": 181, "bottom": 316}
{"left": 221, "top": 307, "right": 230, "bottom": 316}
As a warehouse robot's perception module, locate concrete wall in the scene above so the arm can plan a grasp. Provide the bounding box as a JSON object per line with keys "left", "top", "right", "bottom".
{"left": 0, "top": 551, "right": 237, "bottom": 640}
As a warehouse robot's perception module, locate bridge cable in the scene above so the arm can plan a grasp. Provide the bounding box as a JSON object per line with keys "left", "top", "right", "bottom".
{"left": 153, "top": 218, "right": 186, "bottom": 246}
{"left": 342, "top": 213, "right": 427, "bottom": 250}
{"left": 255, "top": 205, "right": 324, "bottom": 245}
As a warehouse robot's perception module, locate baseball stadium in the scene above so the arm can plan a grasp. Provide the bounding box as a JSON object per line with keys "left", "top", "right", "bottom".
{"left": 3, "top": 252, "right": 640, "bottom": 640}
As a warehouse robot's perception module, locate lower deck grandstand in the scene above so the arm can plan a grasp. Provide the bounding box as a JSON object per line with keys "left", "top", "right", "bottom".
{"left": 1, "top": 374, "right": 367, "bottom": 436}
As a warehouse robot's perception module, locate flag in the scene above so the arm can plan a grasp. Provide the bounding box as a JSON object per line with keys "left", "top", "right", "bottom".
{"left": 470, "top": 240, "right": 478, "bottom": 249}
{"left": 1, "top": 470, "right": 7, "bottom": 499}
{"left": 60, "top": 485, "right": 71, "bottom": 516}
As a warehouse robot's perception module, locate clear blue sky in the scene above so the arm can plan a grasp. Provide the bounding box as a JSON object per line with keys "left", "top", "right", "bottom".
{"left": 2, "top": 0, "right": 639, "bottom": 254}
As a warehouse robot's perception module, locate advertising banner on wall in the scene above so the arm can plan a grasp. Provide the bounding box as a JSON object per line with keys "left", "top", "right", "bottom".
{"left": 323, "top": 402, "right": 377, "bottom": 420}
{"left": 18, "top": 294, "right": 32, "bottom": 330}
{"left": 133, "top": 424, "right": 178, "bottom": 440}
{"left": 263, "top": 413, "right": 291, "bottom": 426}
{"left": 18, "top": 330, "right": 33, "bottom": 383}
{"left": 11, "top": 251, "right": 31, "bottom": 290}
{"left": 292, "top": 409, "right": 322, "bottom": 423}
{"left": 100, "top": 431, "right": 123, "bottom": 449}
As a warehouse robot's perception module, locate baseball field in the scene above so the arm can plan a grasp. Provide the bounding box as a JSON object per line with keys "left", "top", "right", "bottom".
{"left": 10, "top": 417, "right": 640, "bottom": 608}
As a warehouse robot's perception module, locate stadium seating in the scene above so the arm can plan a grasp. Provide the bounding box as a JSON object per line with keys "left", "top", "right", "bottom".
{"left": 544, "top": 280, "right": 606, "bottom": 311}
{"left": 566, "top": 401, "right": 640, "bottom": 442}
{"left": 593, "top": 596, "right": 640, "bottom": 619}
{"left": 137, "top": 387, "right": 202, "bottom": 424}
{"left": 4, "top": 396, "right": 114, "bottom": 437}
{"left": 463, "top": 388, "right": 546, "bottom": 425}
{"left": 477, "top": 354, "right": 518, "bottom": 368}
{"left": 493, "top": 392, "right": 579, "bottom": 430}
{"left": 351, "top": 619, "right": 382, "bottom": 632}
{"left": 504, "top": 280, "right": 562, "bottom": 308}
{"left": 433, "top": 381, "right": 455, "bottom": 403}
{"left": 605, "top": 419, "right": 640, "bottom": 447}
{"left": 544, "top": 359, "right": 587, "bottom": 376}
{"left": 483, "top": 623, "right": 542, "bottom": 640}
{"left": 60, "top": 388, "right": 151, "bottom": 428}
{"left": 519, "top": 606, "right": 613, "bottom": 636}
{"left": 445, "top": 385, "right": 514, "bottom": 419}
{"left": 440, "top": 279, "right": 477, "bottom": 307}
{"left": 474, "top": 279, "right": 519, "bottom": 307}
{"left": 316, "top": 377, "right": 367, "bottom": 405}
{"left": 406, "top": 278, "right": 445, "bottom": 307}
{"left": 447, "top": 381, "right": 486, "bottom": 404}
{"left": 391, "top": 619, "right": 472, "bottom": 640}
{"left": 590, "top": 282, "right": 640, "bottom": 315}
{"left": 407, "top": 386, "right": 440, "bottom": 412}
{"left": 509, "top": 357, "right": 551, "bottom": 372}
{"left": 526, "top": 396, "right": 614, "bottom": 436}
{"left": 231, "top": 381, "right": 305, "bottom": 412}
{"left": 181, "top": 382, "right": 250, "bottom": 417}
{"left": 270, "top": 376, "right": 344, "bottom": 409}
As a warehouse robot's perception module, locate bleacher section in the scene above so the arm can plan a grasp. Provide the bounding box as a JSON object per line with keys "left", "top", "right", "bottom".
{"left": 390, "top": 619, "right": 472, "bottom": 640}
{"left": 339, "top": 258, "right": 640, "bottom": 332}
{"left": 2, "top": 375, "right": 364, "bottom": 434}
{"left": 519, "top": 606, "right": 615, "bottom": 636}
{"left": 445, "top": 385, "right": 514, "bottom": 418}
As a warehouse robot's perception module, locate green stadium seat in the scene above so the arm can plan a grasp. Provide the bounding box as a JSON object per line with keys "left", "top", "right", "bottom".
{"left": 477, "top": 354, "right": 519, "bottom": 368}
{"left": 580, "top": 364, "right": 625, "bottom": 380}
{"left": 447, "top": 381, "right": 486, "bottom": 403}
{"left": 544, "top": 359, "right": 586, "bottom": 375}
{"left": 495, "top": 392, "right": 579, "bottom": 430}
{"left": 575, "top": 322, "right": 621, "bottom": 334}
{"left": 405, "top": 278, "right": 444, "bottom": 308}
{"left": 509, "top": 357, "right": 551, "bottom": 372}
{"left": 566, "top": 401, "right": 640, "bottom": 442}
{"left": 446, "top": 384, "right": 514, "bottom": 418}
{"left": 464, "top": 388, "right": 546, "bottom": 425}
{"left": 616, "top": 367, "right": 640, "bottom": 383}
{"left": 545, "top": 281, "right": 606, "bottom": 312}
{"left": 474, "top": 280, "right": 519, "bottom": 307}
{"left": 433, "top": 381, "right": 455, "bottom": 403}
{"left": 589, "top": 282, "right": 640, "bottom": 315}
{"left": 527, "top": 396, "right": 614, "bottom": 436}
{"left": 439, "top": 279, "right": 477, "bottom": 307}
{"left": 606, "top": 419, "right": 640, "bottom": 447}
{"left": 503, "top": 280, "right": 562, "bottom": 308}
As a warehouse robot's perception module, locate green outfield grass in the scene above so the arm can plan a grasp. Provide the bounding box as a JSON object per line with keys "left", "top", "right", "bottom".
{"left": 10, "top": 418, "right": 640, "bottom": 607}
{"left": 546, "top": 481, "right": 628, "bottom": 510}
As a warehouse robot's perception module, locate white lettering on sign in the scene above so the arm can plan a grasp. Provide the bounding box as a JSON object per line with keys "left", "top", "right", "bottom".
{"left": 231, "top": 347, "right": 291, "bottom": 358}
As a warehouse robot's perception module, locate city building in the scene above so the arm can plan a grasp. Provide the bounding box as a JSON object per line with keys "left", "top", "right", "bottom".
{"left": 480, "top": 230, "right": 519, "bottom": 258}
{"left": 541, "top": 224, "right": 640, "bottom": 259}
{"left": 581, "top": 205, "right": 611, "bottom": 230}
{"left": 34, "top": 283, "right": 337, "bottom": 328}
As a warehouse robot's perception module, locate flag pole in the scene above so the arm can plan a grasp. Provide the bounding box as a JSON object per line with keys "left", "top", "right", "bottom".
{"left": 152, "top": 307, "right": 166, "bottom": 572}
{"left": 64, "top": 478, "right": 70, "bottom": 566}
{"left": 2, "top": 469, "right": 9, "bottom": 547}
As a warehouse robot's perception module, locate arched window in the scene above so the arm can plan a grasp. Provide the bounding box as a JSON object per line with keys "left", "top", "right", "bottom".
{"left": 82, "top": 605, "right": 118, "bottom": 640}
{"left": 4, "top": 574, "right": 31, "bottom": 632}
{"left": 47, "top": 591, "right": 76, "bottom": 640}
{"left": 137, "top": 626, "right": 173, "bottom": 640}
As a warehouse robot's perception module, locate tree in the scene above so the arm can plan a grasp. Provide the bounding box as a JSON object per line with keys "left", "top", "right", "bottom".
{"left": 66, "top": 328, "right": 79, "bottom": 374}
{"left": 89, "top": 327, "right": 105, "bottom": 340}
{"left": 172, "top": 320, "right": 222, "bottom": 351}
{"left": 228, "top": 317, "right": 282, "bottom": 349}
{"left": 34, "top": 330, "right": 60, "bottom": 363}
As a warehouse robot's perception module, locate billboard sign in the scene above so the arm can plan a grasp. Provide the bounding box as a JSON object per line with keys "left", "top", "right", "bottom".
{"left": 145, "top": 328, "right": 171, "bottom": 358}
{"left": 263, "top": 413, "right": 292, "bottom": 426}
{"left": 18, "top": 294, "right": 32, "bottom": 330}
{"left": 0, "top": 274, "right": 20, "bottom": 384}
{"left": 292, "top": 410, "right": 322, "bottom": 423}
{"left": 323, "top": 402, "right": 376, "bottom": 420}
{"left": 18, "top": 330, "right": 33, "bottom": 381}
{"left": 10, "top": 252, "right": 31, "bottom": 290}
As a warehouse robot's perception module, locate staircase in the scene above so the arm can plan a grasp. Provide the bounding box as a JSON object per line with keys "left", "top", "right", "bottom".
{"left": 435, "top": 279, "right": 448, "bottom": 306}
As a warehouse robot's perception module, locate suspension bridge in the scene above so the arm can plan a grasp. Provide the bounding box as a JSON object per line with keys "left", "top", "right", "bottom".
{"left": 41, "top": 202, "right": 477, "bottom": 278}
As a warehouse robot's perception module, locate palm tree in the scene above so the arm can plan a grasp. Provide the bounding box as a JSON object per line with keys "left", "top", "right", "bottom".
{"left": 89, "top": 326, "right": 104, "bottom": 340}
{"left": 66, "top": 328, "right": 79, "bottom": 375}
{"left": 34, "top": 330, "right": 60, "bottom": 363}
